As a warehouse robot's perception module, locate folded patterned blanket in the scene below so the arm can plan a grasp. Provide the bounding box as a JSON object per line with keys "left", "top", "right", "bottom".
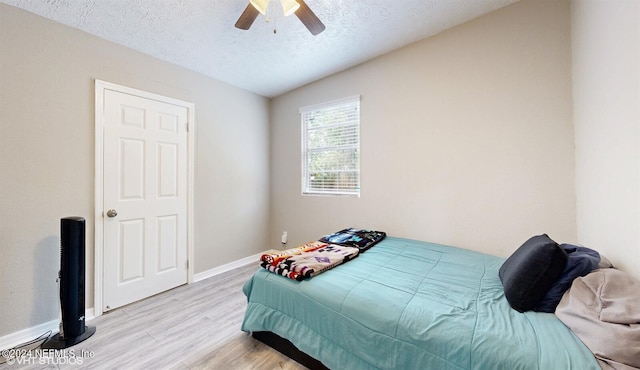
{"left": 260, "top": 241, "right": 326, "bottom": 265}
{"left": 319, "top": 228, "right": 386, "bottom": 252}
{"left": 261, "top": 241, "right": 359, "bottom": 281}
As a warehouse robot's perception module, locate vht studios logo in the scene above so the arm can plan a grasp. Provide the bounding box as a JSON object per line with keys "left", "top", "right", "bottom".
{"left": 2, "top": 348, "right": 95, "bottom": 365}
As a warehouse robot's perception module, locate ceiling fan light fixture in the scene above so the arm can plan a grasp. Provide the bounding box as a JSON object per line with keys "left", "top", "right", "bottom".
{"left": 280, "top": 0, "right": 300, "bottom": 16}
{"left": 250, "top": 0, "right": 269, "bottom": 15}
{"left": 236, "top": 0, "right": 325, "bottom": 35}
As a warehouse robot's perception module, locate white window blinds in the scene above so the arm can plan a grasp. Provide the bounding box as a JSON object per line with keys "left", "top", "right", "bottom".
{"left": 300, "top": 96, "right": 360, "bottom": 196}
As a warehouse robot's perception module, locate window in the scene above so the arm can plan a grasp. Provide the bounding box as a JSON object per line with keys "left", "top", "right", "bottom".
{"left": 300, "top": 96, "right": 360, "bottom": 196}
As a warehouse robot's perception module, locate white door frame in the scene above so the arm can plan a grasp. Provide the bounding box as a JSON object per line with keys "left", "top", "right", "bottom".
{"left": 94, "top": 79, "right": 195, "bottom": 317}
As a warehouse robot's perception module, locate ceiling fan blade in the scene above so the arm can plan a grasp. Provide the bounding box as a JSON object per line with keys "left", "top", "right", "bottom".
{"left": 295, "top": 0, "right": 325, "bottom": 35}
{"left": 235, "top": 3, "right": 260, "bottom": 30}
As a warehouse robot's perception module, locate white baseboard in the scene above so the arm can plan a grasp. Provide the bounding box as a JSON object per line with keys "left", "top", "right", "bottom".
{"left": 85, "top": 308, "right": 95, "bottom": 322}
{"left": 193, "top": 251, "right": 267, "bottom": 282}
{"left": 1, "top": 252, "right": 267, "bottom": 351}
{"left": 0, "top": 319, "right": 58, "bottom": 352}
{"left": 0, "top": 308, "right": 96, "bottom": 352}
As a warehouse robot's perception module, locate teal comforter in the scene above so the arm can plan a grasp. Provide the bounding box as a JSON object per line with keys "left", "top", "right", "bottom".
{"left": 241, "top": 237, "right": 599, "bottom": 369}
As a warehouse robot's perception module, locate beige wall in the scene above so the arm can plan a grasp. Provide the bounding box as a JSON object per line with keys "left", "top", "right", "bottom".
{"left": 572, "top": 0, "right": 640, "bottom": 279}
{"left": 270, "top": 0, "right": 576, "bottom": 256}
{"left": 0, "top": 4, "right": 270, "bottom": 336}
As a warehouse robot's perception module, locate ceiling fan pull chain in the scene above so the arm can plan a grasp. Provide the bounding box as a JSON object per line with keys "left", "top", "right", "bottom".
{"left": 273, "top": 12, "right": 278, "bottom": 34}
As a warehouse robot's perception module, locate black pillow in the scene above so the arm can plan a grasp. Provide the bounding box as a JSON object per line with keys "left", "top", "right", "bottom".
{"left": 499, "top": 234, "right": 568, "bottom": 312}
{"left": 533, "top": 244, "right": 600, "bottom": 313}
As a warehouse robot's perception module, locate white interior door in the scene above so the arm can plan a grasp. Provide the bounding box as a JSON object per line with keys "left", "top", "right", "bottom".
{"left": 101, "top": 88, "right": 189, "bottom": 312}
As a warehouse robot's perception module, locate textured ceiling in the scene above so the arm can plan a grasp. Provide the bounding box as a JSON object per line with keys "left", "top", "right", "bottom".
{"left": 1, "top": 0, "right": 519, "bottom": 97}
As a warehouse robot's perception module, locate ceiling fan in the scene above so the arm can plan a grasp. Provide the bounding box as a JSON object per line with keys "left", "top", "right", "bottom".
{"left": 235, "top": 0, "right": 326, "bottom": 36}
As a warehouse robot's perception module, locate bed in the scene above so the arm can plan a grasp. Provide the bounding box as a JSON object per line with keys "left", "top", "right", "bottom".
{"left": 241, "top": 236, "right": 601, "bottom": 369}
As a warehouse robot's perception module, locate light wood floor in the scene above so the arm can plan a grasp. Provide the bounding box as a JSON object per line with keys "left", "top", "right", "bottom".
{"left": 14, "top": 263, "right": 308, "bottom": 370}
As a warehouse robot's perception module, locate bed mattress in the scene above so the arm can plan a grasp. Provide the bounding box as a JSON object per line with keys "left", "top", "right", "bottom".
{"left": 241, "top": 237, "right": 599, "bottom": 369}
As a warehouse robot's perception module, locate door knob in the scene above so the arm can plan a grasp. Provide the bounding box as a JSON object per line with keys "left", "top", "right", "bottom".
{"left": 106, "top": 209, "right": 118, "bottom": 218}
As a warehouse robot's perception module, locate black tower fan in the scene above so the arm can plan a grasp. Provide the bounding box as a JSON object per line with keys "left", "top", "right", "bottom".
{"left": 42, "top": 217, "right": 96, "bottom": 349}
